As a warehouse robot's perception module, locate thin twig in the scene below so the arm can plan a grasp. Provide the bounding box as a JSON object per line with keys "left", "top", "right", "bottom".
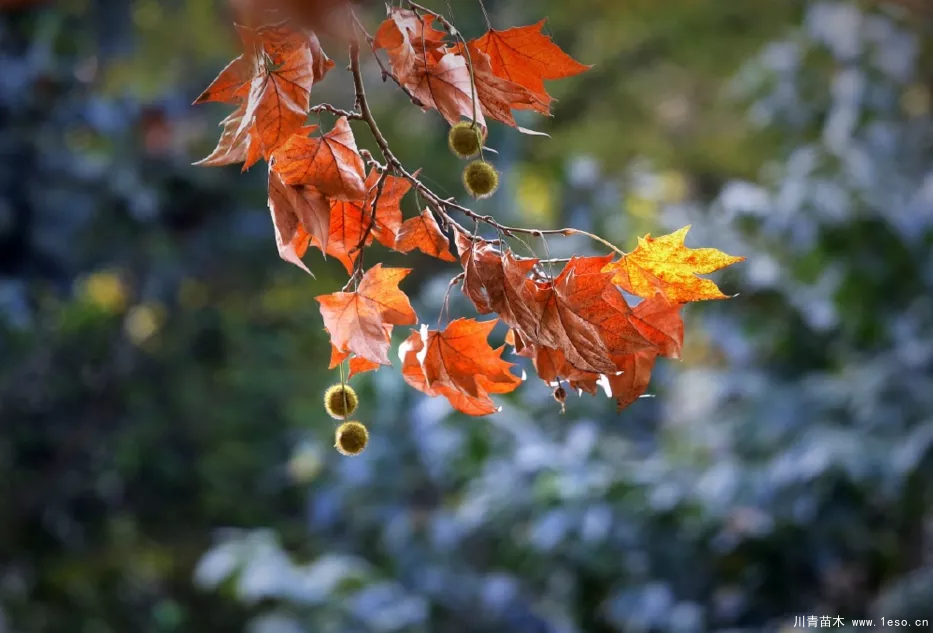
{"left": 352, "top": 171, "right": 389, "bottom": 262}
{"left": 438, "top": 272, "right": 466, "bottom": 327}
{"left": 310, "top": 103, "right": 363, "bottom": 120}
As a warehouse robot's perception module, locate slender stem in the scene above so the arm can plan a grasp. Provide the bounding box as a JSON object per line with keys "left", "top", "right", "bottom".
{"left": 352, "top": 171, "right": 389, "bottom": 262}
{"left": 438, "top": 272, "right": 466, "bottom": 327}
{"left": 477, "top": 0, "right": 493, "bottom": 30}
{"left": 310, "top": 103, "right": 362, "bottom": 120}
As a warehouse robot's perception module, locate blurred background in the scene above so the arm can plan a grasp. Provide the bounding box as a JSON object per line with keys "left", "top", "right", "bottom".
{"left": 1, "top": 0, "right": 932, "bottom": 631}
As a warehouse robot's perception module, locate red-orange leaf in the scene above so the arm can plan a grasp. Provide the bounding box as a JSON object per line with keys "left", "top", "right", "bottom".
{"left": 606, "top": 350, "right": 658, "bottom": 412}
{"left": 268, "top": 170, "right": 330, "bottom": 273}
{"left": 194, "top": 105, "right": 252, "bottom": 167}
{"left": 418, "top": 318, "right": 522, "bottom": 398}
{"left": 398, "top": 319, "right": 521, "bottom": 416}
{"left": 406, "top": 53, "right": 487, "bottom": 130}
{"left": 602, "top": 226, "right": 744, "bottom": 303}
{"left": 470, "top": 20, "right": 591, "bottom": 106}
{"left": 316, "top": 264, "right": 417, "bottom": 366}
{"left": 194, "top": 55, "right": 253, "bottom": 105}
{"left": 395, "top": 210, "right": 456, "bottom": 261}
{"left": 329, "top": 344, "right": 381, "bottom": 378}
{"left": 271, "top": 116, "right": 367, "bottom": 200}
{"left": 360, "top": 169, "right": 410, "bottom": 249}
{"left": 238, "top": 46, "right": 314, "bottom": 160}
{"left": 313, "top": 171, "right": 412, "bottom": 272}
{"left": 454, "top": 232, "right": 537, "bottom": 328}
{"left": 452, "top": 42, "right": 550, "bottom": 133}
{"left": 399, "top": 331, "right": 500, "bottom": 416}
{"left": 374, "top": 7, "right": 447, "bottom": 85}
{"left": 554, "top": 255, "right": 658, "bottom": 358}
{"left": 630, "top": 293, "right": 684, "bottom": 359}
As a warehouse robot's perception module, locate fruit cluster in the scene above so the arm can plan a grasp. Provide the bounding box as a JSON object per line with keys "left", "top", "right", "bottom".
{"left": 448, "top": 122, "right": 499, "bottom": 200}
{"left": 324, "top": 383, "right": 368, "bottom": 456}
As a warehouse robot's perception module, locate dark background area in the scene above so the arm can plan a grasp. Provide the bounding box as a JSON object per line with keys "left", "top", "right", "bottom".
{"left": 1, "top": 1, "right": 932, "bottom": 632}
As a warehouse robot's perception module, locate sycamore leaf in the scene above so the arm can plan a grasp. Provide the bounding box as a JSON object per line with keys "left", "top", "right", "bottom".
{"left": 452, "top": 43, "right": 550, "bottom": 133}
{"left": 313, "top": 171, "right": 412, "bottom": 273}
{"left": 460, "top": 242, "right": 619, "bottom": 375}
{"left": 630, "top": 292, "right": 684, "bottom": 359}
{"left": 316, "top": 264, "right": 417, "bottom": 366}
{"left": 193, "top": 55, "right": 254, "bottom": 105}
{"left": 470, "top": 20, "right": 591, "bottom": 106}
{"left": 194, "top": 24, "right": 335, "bottom": 168}
{"left": 374, "top": 7, "right": 448, "bottom": 85}
{"left": 253, "top": 25, "right": 335, "bottom": 80}
{"left": 418, "top": 318, "right": 522, "bottom": 398}
{"left": 399, "top": 331, "right": 501, "bottom": 416}
{"left": 509, "top": 328, "right": 595, "bottom": 386}
{"left": 271, "top": 116, "right": 367, "bottom": 200}
{"left": 367, "top": 170, "right": 411, "bottom": 249}
{"left": 395, "top": 210, "right": 456, "bottom": 261}
{"left": 329, "top": 344, "right": 381, "bottom": 378}
{"left": 194, "top": 105, "right": 252, "bottom": 167}
{"left": 306, "top": 30, "right": 336, "bottom": 82}
{"left": 398, "top": 319, "right": 521, "bottom": 416}
{"left": 527, "top": 283, "right": 616, "bottom": 375}
{"left": 606, "top": 350, "right": 658, "bottom": 412}
{"left": 602, "top": 225, "right": 744, "bottom": 303}
{"left": 454, "top": 231, "right": 538, "bottom": 329}
{"left": 406, "top": 53, "right": 487, "bottom": 130}
{"left": 236, "top": 45, "right": 315, "bottom": 160}
{"left": 549, "top": 255, "right": 658, "bottom": 359}
{"left": 268, "top": 170, "right": 330, "bottom": 268}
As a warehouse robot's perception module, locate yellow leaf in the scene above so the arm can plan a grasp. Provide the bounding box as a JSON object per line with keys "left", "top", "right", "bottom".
{"left": 603, "top": 225, "right": 744, "bottom": 303}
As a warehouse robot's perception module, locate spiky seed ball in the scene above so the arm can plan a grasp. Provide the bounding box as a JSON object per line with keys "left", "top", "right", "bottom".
{"left": 324, "top": 384, "right": 358, "bottom": 419}
{"left": 334, "top": 421, "right": 369, "bottom": 456}
{"left": 448, "top": 122, "right": 484, "bottom": 159}
{"left": 463, "top": 160, "right": 499, "bottom": 199}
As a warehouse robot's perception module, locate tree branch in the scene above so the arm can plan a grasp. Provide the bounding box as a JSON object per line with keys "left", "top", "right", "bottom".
{"left": 347, "top": 10, "right": 626, "bottom": 258}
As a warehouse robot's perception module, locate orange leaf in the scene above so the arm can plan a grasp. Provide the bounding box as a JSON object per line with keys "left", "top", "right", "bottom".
{"left": 452, "top": 42, "right": 550, "bottom": 133}
{"left": 510, "top": 328, "right": 595, "bottom": 386}
{"left": 329, "top": 344, "right": 381, "bottom": 378}
{"left": 602, "top": 225, "right": 744, "bottom": 303}
{"left": 374, "top": 7, "right": 448, "bottom": 85}
{"left": 272, "top": 116, "right": 367, "bottom": 201}
{"left": 454, "top": 231, "right": 538, "bottom": 328}
{"left": 549, "top": 255, "right": 658, "bottom": 359}
{"left": 367, "top": 170, "right": 411, "bottom": 249}
{"left": 316, "top": 264, "right": 417, "bottom": 366}
{"left": 521, "top": 265, "right": 618, "bottom": 376}
{"left": 398, "top": 319, "right": 521, "bottom": 416}
{"left": 406, "top": 53, "right": 487, "bottom": 130}
{"left": 470, "top": 20, "right": 590, "bottom": 106}
{"left": 399, "top": 331, "right": 500, "bottom": 416}
{"left": 268, "top": 170, "right": 330, "bottom": 273}
{"left": 236, "top": 45, "right": 315, "bottom": 160}
{"left": 194, "top": 105, "right": 252, "bottom": 167}
{"left": 418, "top": 318, "right": 522, "bottom": 398}
{"left": 194, "top": 24, "right": 333, "bottom": 168}
{"left": 606, "top": 350, "right": 658, "bottom": 412}
{"left": 314, "top": 171, "right": 412, "bottom": 273}
{"left": 630, "top": 293, "right": 684, "bottom": 359}
{"left": 395, "top": 210, "right": 456, "bottom": 261}
{"left": 193, "top": 56, "right": 253, "bottom": 105}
